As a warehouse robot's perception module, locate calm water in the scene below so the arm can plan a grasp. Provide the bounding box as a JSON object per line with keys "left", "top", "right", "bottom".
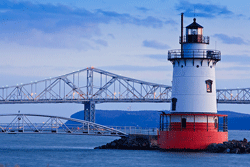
{"left": 0, "top": 130, "right": 250, "bottom": 167}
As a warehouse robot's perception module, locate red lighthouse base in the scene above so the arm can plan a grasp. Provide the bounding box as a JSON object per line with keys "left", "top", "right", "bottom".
{"left": 158, "top": 131, "right": 228, "bottom": 150}
{"left": 158, "top": 113, "right": 228, "bottom": 150}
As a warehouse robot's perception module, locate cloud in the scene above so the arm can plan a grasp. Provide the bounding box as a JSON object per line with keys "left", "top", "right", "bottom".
{"left": 136, "top": 7, "right": 150, "bottom": 13}
{"left": 176, "top": 1, "right": 233, "bottom": 18}
{"left": 0, "top": 1, "right": 167, "bottom": 30}
{"left": 217, "top": 69, "right": 250, "bottom": 80}
{"left": 96, "top": 9, "right": 164, "bottom": 28}
{"left": 108, "top": 33, "right": 115, "bottom": 39}
{"left": 221, "top": 55, "right": 250, "bottom": 65}
{"left": 99, "top": 65, "right": 171, "bottom": 72}
{"left": 213, "top": 34, "right": 248, "bottom": 45}
{"left": 143, "top": 40, "right": 170, "bottom": 50}
{"left": 0, "top": 1, "right": 96, "bottom": 33}
{"left": 98, "top": 65, "right": 173, "bottom": 84}
{"left": 216, "top": 55, "right": 250, "bottom": 80}
{"left": 144, "top": 54, "right": 168, "bottom": 61}
{"left": 0, "top": 0, "right": 169, "bottom": 49}
{"left": 1, "top": 26, "right": 101, "bottom": 50}
{"left": 165, "top": 19, "right": 178, "bottom": 25}
{"left": 134, "top": 16, "right": 164, "bottom": 28}
{"left": 93, "top": 39, "right": 108, "bottom": 47}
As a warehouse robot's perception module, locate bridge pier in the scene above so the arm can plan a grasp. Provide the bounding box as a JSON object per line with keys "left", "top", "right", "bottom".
{"left": 84, "top": 101, "right": 95, "bottom": 122}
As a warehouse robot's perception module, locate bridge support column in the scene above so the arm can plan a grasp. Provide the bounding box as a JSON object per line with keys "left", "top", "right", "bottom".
{"left": 84, "top": 101, "right": 95, "bottom": 122}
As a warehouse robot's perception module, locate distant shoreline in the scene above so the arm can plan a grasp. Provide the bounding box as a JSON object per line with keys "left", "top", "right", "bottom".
{"left": 66, "top": 110, "right": 250, "bottom": 130}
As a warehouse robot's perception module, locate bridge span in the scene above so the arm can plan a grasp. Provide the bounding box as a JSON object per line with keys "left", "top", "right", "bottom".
{"left": 0, "top": 113, "right": 157, "bottom": 136}
{"left": 0, "top": 67, "right": 249, "bottom": 122}
{"left": 0, "top": 113, "right": 127, "bottom": 136}
{"left": 0, "top": 67, "right": 171, "bottom": 122}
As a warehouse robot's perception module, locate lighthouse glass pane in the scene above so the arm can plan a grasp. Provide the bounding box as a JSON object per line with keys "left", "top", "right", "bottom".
{"left": 206, "top": 80, "right": 212, "bottom": 93}
{"left": 188, "top": 29, "right": 197, "bottom": 35}
{"left": 191, "top": 29, "right": 198, "bottom": 35}
{"left": 198, "top": 28, "right": 202, "bottom": 35}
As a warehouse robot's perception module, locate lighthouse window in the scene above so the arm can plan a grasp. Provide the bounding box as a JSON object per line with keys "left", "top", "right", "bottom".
{"left": 205, "top": 80, "right": 213, "bottom": 93}
{"left": 181, "top": 118, "right": 186, "bottom": 128}
{"left": 215, "top": 119, "right": 218, "bottom": 128}
{"left": 172, "top": 98, "right": 177, "bottom": 111}
{"left": 198, "top": 28, "right": 202, "bottom": 35}
{"left": 189, "top": 29, "right": 198, "bottom": 35}
{"left": 192, "top": 29, "right": 197, "bottom": 35}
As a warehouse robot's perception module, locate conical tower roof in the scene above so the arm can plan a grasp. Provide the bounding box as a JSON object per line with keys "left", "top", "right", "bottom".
{"left": 186, "top": 18, "right": 203, "bottom": 29}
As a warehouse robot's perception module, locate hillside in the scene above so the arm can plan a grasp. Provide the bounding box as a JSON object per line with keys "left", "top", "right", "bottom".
{"left": 67, "top": 110, "right": 250, "bottom": 130}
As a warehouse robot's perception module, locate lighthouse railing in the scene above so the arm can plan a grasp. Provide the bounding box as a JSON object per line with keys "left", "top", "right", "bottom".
{"left": 168, "top": 49, "right": 221, "bottom": 61}
{"left": 159, "top": 114, "right": 228, "bottom": 132}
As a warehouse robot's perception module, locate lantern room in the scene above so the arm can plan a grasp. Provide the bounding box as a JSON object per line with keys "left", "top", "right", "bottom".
{"left": 182, "top": 18, "right": 209, "bottom": 44}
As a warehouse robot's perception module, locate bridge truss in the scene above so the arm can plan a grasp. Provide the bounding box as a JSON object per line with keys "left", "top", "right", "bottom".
{"left": 0, "top": 67, "right": 249, "bottom": 122}
{"left": 0, "top": 114, "right": 126, "bottom": 136}
{"left": 217, "top": 88, "right": 250, "bottom": 104}
{"left": 0, "top": 67, "right": 171, "bottom": 122}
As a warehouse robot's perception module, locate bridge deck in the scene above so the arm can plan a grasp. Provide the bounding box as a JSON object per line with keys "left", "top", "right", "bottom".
{"left": 0, "top": 114, "right": 157, "bottom": 136}
{"left": 0, "top": 67, "right": 248, "bottom": 104}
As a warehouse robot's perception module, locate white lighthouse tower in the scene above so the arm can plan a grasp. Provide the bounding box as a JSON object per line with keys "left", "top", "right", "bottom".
{"left": 158, "top": 14, "right": 228, "bottom": 150}
{"left": 172, "top": 17, "right": 217, "bottom": 114}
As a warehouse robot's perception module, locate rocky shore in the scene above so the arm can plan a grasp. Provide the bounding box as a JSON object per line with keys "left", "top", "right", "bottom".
{"left": 94, "top": 135, "right": 159, "bottom": 150}
{"left": 206, "top": 138, "right": 250, "bottom": 154}
{"left": 96, "top": 136, "right": 250, "bottom": 154}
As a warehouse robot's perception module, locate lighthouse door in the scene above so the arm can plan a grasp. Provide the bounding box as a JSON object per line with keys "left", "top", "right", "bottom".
{"left": 181, "top": 118, "right": 186, "bottom": 128}
{"left": 172, "top": 98, "right": 177, "bottom": 111}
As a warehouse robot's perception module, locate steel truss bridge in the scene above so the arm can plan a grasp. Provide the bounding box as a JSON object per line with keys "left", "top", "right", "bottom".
{"left": 217, "top": 88, "right": 250, "bottom": 104}
{"left": 0, "top": 114, "right": 157, "bottom": 136}
{"left": 0, "top": 67, "right": 171, "bottom": 122}
{"left": 0, "top": 67, "right": 249, "bottom": 122}
{"left": 0, "top": 113, "right": 126, "bottom": 136}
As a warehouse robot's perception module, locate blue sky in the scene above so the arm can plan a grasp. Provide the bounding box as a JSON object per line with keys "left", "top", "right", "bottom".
{"left": 0, "top": 0, "right": 250, "bottom": 116}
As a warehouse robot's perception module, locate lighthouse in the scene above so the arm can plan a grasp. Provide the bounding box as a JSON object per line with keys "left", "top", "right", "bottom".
{"left": 158, "top": 14, "right": 228, "bottom": 150}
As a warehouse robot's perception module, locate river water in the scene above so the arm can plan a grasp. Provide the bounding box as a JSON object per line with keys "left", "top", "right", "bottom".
{"left": 0, "top": 130, "right": 249, "bottom": 167}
